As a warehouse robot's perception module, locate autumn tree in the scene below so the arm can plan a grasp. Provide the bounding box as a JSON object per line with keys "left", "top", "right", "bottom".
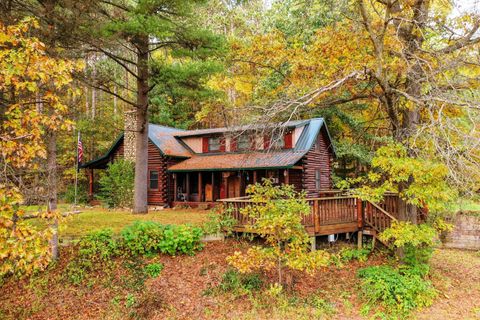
{"left": 217, "top": 1, "right": 480, "bottom": 218}
{"left": 227, "top": 180, "right": 330, "bottom": 286}
{"left": 0, "top": 18, "right": 80, "bottom": 277}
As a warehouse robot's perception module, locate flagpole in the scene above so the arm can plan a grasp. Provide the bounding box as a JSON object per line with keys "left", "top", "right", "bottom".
{"left": 74, "top": 131, "right": 80, "bottom": 207}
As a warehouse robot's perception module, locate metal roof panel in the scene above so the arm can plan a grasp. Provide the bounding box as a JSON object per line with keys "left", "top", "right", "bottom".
{"left": 168, "top": 150, "right": 305, "bottom": 172}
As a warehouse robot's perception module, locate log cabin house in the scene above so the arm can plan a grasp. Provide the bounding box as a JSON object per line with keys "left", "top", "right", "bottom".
{"left": 82, "top": 118, "right": 424, "bottom": 242}
{"left": 81, "top": 118, "right": 336, "bottom": 207}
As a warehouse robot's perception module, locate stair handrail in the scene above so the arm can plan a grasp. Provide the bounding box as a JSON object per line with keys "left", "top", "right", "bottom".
{"left": 367, "top": 201, "right": 398, "bottom": 222}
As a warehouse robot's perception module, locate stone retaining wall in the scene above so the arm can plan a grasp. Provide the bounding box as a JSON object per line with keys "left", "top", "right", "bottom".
{"left": 443, "top": 213, "right": 480, "bottom": 250}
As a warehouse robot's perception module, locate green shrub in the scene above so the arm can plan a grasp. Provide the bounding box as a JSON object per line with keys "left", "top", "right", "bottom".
{"left": 306, "top": 295, "right": 336, "bottom": 316}
{"left": 159, "top": 224, "right": 204, "bottom": 255}
{"left": 98, "top": 159, "right": 134, "bottom": 208}
{"left": 357, "top": 265, "right": 437, "bottom": 316}
{"left": 380, "top": 222, "right": 437, "bottom": 277}
{"left": 66, "top": 229, "right": 119, "bottom": 285}
{"left": 66, "top": 262, "right": 89, "bottom": 285}
{"left": 78, "top": 229, "right": 119, "bottom": 263}
{"left": 219, "top": 269, "right": 263, "bottom": 293}
{"left": 144, "top": 262, "right": 164, "bottom": 278}
{"left": 121, "top": 221, "right": 204, "bottom": 256}
{"left": 202, "top": 206, "right": 237, "bottom": 236}
{"left": 339, "top": 245, "right": 372, "bottom": 263}
{"left": 62, "top": 183, "right": 88, "bottom": 204}
{"left": 121, "top": 221, "right": 167, "bottom": 256}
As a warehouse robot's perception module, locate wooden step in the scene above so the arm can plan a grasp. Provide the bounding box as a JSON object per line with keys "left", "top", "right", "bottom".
{"left": 362, "top": 228, "right": 377, "bottom": 236}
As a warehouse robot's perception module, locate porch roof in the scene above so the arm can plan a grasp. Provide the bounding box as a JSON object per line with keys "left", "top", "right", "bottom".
{"left": 167, "top": 150, "right": 305, "bottom": 172}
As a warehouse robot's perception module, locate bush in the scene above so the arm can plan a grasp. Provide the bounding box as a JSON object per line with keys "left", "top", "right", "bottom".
{"left": 66, "top": 229, "right": 119, "bottom": 285}
{"left": 121, "top": 221, "right": 204, "bottom": 256}
{"left": 159, "top": 224, "right": 204, "bottom": 255}
{"left": 339, "top": 245, "right": 372, "bottom": 263}
{"left": 62, "top": 183, "right": 88, "bottom": 204}
{"left": 357, "top": 265, "right": 437, "bottom": 316}
{"left": 202, "top": 205, "right": 236, "bottom": 236}
{"left": 66, "top": 223, "right": 203, "bottom": 285}
{"left": 144, "top": 262, "right": 164, "bottom": 278}
{"left": 380, "top": 222, "right": 437, "bottom": 276}
{"left": 219, "top": 269, "right": 263, "bottom": 293}
{"left": 98, "top": 159, "right": 134, "bottom": 208}
{"left": 227, "top": 180, "right": 330, "bottom": 285}
{"left": 121, "top": 221, "right": 167, "bottom": 256}
{"left": 78, "top": 229, "right": 119, "bottom": 263}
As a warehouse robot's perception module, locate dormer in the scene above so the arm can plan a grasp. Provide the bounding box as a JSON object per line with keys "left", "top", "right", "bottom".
{"left": 202, "top": 135, "right": 226, "bottom": 153}
{"left": 174, "top": 120, "right": 315, "bottom": 154}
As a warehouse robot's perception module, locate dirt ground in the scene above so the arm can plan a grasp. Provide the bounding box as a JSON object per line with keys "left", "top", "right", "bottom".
{"left": 0, "top": 240, "right": 479, "bottom": 320}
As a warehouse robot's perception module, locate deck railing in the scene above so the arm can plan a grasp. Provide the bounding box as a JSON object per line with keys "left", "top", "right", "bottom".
{"left": 218, "top": 192, "right": 427, "bottom": 236}
{"left": 219, "top": 195, "right": 362, "bottom": 234}
{"left": 364, "top": 201, "right": 398, "bottom": 233}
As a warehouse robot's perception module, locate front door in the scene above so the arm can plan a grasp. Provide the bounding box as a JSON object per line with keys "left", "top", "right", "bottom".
{"left": 227, "top": 175, "right": 241, "bottom": 198}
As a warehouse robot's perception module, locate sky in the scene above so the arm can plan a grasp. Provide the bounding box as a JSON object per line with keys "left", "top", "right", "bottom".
{"left": 454, "top": 0, "right": 479, "bottom": 14}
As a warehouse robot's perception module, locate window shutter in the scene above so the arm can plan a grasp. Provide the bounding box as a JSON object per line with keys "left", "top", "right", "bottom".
{"left": 220, "top": 137, "right": 226, "bottom": 152}
{"left": 202, "top": 137, "right": 209, "bottom": 153}
{"left": 284, "top": 131, "right": 293, "bottom": 149}
{"left": 263, "top": 136, "right": 270, "bottom": 149}
{"left": 230, "top": 137, "right": 237, "bottom": 151}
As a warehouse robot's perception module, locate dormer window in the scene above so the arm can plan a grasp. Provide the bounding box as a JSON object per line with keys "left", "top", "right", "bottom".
{"left": 237, "top": 135, "right": 250, "bottom": 150}
{"left": 208, "top": 137, "right": 221, "bottom": 152}
{"left": 271, "top": 135, "right": 285, "bottom": 149}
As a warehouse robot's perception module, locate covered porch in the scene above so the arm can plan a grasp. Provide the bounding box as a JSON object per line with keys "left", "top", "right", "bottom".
{"left": 170, "top": 168, "right": 302, "bottom": 206}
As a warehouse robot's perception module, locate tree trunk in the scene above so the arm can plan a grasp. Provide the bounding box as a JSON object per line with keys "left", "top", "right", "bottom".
{"left": 133, "top": 36, "right": 149, "bottom": 214}
{"left": 392, "top": 1, "right": 428, "bottom": 225}
{"left": 91, "top": 61, "right": 96, "bottom": 119}
{"left": 47, "top": 131, "right": 59, "bottom": 260}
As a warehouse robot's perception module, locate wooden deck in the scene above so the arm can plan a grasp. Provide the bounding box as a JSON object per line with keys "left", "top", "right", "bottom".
{"left": 219, "top": 193, "right": 425, "bottom": 236}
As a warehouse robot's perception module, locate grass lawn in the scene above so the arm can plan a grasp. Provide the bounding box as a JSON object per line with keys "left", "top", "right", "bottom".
{"left": 27, "top": 207, "right": 210, "bottom": 238}
{"left": 455, "top": 199, "right": 480, "bottom": 212}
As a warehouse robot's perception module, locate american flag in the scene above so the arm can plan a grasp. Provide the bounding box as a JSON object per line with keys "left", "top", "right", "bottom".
{"left": 77, "top": 133, "right": 84, "bottom": 164}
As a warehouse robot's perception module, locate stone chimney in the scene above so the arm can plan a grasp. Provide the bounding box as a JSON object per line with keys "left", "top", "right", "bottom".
{"left": 124, "top": 110, "right": 137, "bottom": 162}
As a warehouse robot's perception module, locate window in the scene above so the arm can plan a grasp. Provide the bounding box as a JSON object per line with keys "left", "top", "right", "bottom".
{"left": 149, "top": 170, "right": 159, "bottom": 190}
{"left": 237, "top": 135, "right": 250, "bottom": 150}
{"left": 271, "top": 135, "right": 285, "bottom": 149}
{"left": 315, "top": 169, "right": 321, "bottom": 191}
{"left": 208, "top": 137, "right": 221, "bottom": 152}
{"left": 314, "top": 137, "right": 321, "bottom": 152}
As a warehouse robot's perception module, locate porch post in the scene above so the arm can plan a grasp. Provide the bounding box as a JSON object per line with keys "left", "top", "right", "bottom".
{"left": 173, "top": 173, "right": 177, "bottom": 202}
{"left": 253, "top": 171, "right": 257, "bottom": 184}
{"left": 220, "top": 172, "right": 229, "bottom": 199}
{"left": 186, "top": 172, "right": 190, "bottom": 201}
{"left": 211, "top": 172, "right": 215, "bottom": 201}
{"left": 284, "top": 169, "right": 289, "bottom": 185}
{"left": 357, "top": 198, "right": 363, "bottom": 228}
{"left": 198, "top": 172, "right": 203, "bottom": 202}
{"left": 88, "top": 168, "right": 94, "bottom": 200}
{"left": 239, "top": 171, "right": 244, "bottom": 197}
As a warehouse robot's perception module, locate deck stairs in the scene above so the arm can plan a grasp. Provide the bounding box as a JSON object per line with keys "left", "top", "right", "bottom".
{"left": 362, "top": 201, "right": 398, "bottom": 248}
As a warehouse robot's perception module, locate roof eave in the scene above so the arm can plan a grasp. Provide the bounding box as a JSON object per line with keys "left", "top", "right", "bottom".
{"left": 168, "top": 165, "right": 295, "bottom": 172}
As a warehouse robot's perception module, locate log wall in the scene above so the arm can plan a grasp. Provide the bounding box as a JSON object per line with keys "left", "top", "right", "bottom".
{"left": 111, "top": 140, "right": 124, "bottom": 160}
{"left": 301, "top": 127, "right": 334, "bottom": 197}
{"left": 147, "top": 142, "right": 166, "bottom": 205}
